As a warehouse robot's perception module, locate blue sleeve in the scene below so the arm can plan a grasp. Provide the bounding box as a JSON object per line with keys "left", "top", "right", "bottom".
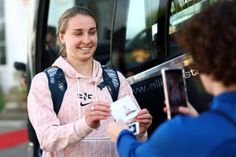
{"left": 116, "top": 130, "right": 158, "bottom": 157}
{"left": 116, "top": 130, "right": 142, "bottom": 157}
{"left": 116, "top": 117, "right": 188, "bottom": 157}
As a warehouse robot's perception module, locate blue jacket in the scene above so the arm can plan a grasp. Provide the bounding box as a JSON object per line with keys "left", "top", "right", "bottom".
{"left": 116, "top": 91, "right": 236, "bottom": 157}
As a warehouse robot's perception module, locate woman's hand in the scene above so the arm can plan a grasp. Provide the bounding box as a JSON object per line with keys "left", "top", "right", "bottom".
{"left": 107, "top": 120, "right": 128, "bottom": 142}
{"left": 134, "top": 108, "right": 152, "bottom": 134}
{"left": 181, "top": 102, "right": 199, "bottom": 116}
{"left": 163, "top": 101, "right": 199, "bottom": 117}
{"left": 85, "top": 101, "right": 111, "bottom": 128}
{"left": 107, "top": 108, "right": 152, "bottom": 142}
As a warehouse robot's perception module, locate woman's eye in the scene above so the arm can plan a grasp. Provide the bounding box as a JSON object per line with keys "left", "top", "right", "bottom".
{"left": 75, "top": 33, "right": 82, "bottom": 36}
{"left": 89, "top": 31, "right": 96, "bottom": 35}
{"left": 73, "top": 31, "right": 82, "bottom": 36}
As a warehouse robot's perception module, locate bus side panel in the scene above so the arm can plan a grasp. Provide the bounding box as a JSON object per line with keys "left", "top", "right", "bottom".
{"left": 131, "top": 66, "right": 212, "bottom": 135}
{"left": 131, "top": 75, "right": 166, "bottom": 134}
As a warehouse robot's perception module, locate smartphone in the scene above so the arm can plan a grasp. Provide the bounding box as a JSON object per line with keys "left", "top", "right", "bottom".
{"left": 161, "top": 68, "right": 188, "bottom": 119}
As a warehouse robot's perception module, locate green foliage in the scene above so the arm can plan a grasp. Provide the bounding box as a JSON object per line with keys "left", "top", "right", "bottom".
{"left": 0, "top": 90, "right": 5, "bottom": 111}
{"left": 9, "top": 85, "right": 27, "bottom": 103}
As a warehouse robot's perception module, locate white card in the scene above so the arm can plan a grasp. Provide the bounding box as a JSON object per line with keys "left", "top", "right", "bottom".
{"left": 110, "top": 95, "right": 138, "bottom": 122}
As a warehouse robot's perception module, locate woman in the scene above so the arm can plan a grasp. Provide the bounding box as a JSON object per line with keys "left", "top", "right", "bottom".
{"left": 107, "top": 1, "right": 236, "bottom": 157}
{"left": 27, "top": 6, "right": 152, "bottom": 157}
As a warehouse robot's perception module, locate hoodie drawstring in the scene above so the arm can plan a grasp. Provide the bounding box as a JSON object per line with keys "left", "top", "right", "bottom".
{"left": 94, "top": 82, "right": 98, "bottom": 101}
{"left": 77, "top": 78, "right": 81, "bottom": 119}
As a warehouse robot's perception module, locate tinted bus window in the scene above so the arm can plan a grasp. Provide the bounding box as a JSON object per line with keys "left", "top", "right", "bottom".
{"left": 124, "top": 0, "right": 160, "bottom": 76}
{"left": 168, "top": 0, "right": 217, "bottom": 59}
{"left": 112, "top": 0, "right": 164, "bottom": 77}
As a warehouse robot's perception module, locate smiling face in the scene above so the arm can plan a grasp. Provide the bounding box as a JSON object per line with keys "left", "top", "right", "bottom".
{"left": 59, "top": 14, "right": 97, "bottom": 63}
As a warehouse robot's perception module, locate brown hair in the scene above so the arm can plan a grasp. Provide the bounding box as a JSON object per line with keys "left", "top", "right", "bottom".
{"left": 176, "top": 0, "right": 236, "bottom": 86}
{"left": 57, "top": 6, "right": 98, "bottom": 57}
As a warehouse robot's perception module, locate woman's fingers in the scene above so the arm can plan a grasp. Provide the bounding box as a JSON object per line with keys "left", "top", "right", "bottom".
{"left": 85, "top": 101, "right": 111, "bottom": 128}
{"left": 134, "top": 108, "right": 152, "bottom": 134}
{"left": 163, "top": 102, "right": 199, "bottom": 117}
{"left": 135, "top": 109, "right": 152, "bottom": 121}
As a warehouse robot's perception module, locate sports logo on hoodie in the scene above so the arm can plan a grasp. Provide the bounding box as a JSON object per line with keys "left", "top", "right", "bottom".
{"left": 79, "top": 93, "right": 93, "bottom": 106}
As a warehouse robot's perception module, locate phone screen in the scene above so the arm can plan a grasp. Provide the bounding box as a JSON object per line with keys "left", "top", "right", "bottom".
{"left": 162, "top": 68, "right": 188, "bottom": 119}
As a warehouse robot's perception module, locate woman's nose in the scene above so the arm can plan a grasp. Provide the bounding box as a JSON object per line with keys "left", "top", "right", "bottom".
{"left": 81, "top": 34, "right": 91, "bottom": 44}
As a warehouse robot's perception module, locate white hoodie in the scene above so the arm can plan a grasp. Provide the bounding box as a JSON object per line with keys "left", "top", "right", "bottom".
{"left": 27, "top": 57, "right": 144, "bottom": 157}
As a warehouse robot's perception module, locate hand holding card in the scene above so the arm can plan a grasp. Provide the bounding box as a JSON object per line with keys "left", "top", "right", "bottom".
{"left": 110, "top": 96, "right": 140, "bottom": 135}
{"left": 110, "top": 96, "right": 138, "bottom": 122}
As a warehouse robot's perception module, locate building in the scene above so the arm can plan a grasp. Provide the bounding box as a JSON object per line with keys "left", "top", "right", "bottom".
{"left": 0, "top": 0, "right": 29, "bottom": 109}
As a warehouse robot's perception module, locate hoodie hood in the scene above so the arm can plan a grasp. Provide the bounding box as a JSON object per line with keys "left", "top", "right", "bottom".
{"left": 52, "top": 56, "right": 103, "bottom": 84}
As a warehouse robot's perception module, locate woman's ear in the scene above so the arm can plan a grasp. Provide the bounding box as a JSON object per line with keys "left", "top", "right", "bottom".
{"left": 58, "top": 33, "right": 65, "bottom": 44}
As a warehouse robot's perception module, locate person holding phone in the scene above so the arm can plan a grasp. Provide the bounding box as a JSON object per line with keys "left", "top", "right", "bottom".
{"left": 107, "top": 1, "right": 236, "bottom": 157}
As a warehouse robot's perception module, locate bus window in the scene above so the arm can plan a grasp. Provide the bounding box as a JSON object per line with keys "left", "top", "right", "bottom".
{"left": 168, "top": 0, "right": 217, "bottom": 59}
{"left": 125, "top": 0, "right": 159, "bottom": 75}
{"left": 45, "top": 0, "right": 115, "bottom": 68}
{"left": 114, "top": 0, "right": 162, "bottom": 77}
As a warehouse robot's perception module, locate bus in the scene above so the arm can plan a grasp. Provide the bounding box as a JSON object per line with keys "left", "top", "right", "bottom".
{"left": 27, "top": 0, "right": 218, "bottom": 155}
